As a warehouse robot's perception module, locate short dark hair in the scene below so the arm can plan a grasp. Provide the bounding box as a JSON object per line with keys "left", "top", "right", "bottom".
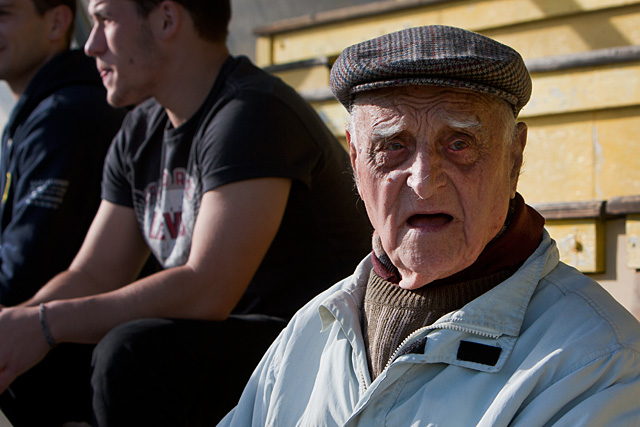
{"left": 132, "top": 0, "right": 230, "bottom": 43}
{"left": 31, "top": 0, "right": 76, "bottom": 17}
{"left": 31, "top": 0, "right": 76, "bottom": 46}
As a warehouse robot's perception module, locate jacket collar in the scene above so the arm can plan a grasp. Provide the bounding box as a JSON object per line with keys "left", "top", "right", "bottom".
{"left": 4, "top": 50, "right": 102, "bottom": 139}
{"left": 319, "top": 230, "right": 560, "bottom": 373}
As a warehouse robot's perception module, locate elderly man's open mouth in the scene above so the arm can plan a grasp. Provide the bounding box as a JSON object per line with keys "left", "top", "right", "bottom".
{"left": 407, "top": 213, "right": 454, "bottom": 228}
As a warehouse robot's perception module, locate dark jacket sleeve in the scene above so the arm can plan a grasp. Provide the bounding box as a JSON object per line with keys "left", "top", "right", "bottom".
{"left": 0, "top": 89, "right": 122, "bottom": 305}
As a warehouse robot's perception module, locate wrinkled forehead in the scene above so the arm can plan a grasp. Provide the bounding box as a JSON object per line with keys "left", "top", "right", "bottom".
{"left": 350, "top": 86, "right": 510, "bottom": 136}
{"left": 353, "top": 86, "right": 505, "bottom": 118}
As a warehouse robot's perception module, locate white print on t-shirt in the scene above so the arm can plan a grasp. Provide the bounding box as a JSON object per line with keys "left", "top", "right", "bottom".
{"left": 141, "top": 167, "right": 199, "bottom": 268}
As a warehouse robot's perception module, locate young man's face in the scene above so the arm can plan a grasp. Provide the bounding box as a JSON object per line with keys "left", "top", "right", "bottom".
{"left": 0, "top": 0, "right": 52, "bottom": 96}
{"left": 85, "top": 0, "right": 160, "bottom": 107}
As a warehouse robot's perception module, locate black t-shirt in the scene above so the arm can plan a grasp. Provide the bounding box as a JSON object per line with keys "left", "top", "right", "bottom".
{"left": 102, "top": 56, "right": 372, "bottom": 318}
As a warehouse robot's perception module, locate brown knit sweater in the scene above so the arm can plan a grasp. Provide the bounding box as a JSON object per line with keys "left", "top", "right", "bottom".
{"left": 363, "top": 268, "right": 514, "bottom": 378}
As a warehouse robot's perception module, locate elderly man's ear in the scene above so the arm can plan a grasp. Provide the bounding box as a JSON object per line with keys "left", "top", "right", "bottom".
{"left": 510, "top": 121, "right": 528, "bottom": 198}
{"left": 346, "top": 127, "right": 356, "bottom": 168}
{"left": 345, "top": 127, "right": 362, "bottom": 193}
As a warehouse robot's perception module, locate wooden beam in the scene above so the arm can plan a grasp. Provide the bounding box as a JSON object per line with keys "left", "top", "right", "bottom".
{"left": 255, "top": 0, "right": 640, "bottom": 36}
{"left": 263, "top": 57, "right": 331, "bottom": 73}
{"left": 607, "top": 195, "right": 640, "bottom": 215}
{"left": 533, "top": 200, "right": 605, "bottom": 220}
{"left": 526, "top": 46, "right": 640, "bottom": 73}
{"left": 254, "top": 0, "right": 452, "bottom": 36}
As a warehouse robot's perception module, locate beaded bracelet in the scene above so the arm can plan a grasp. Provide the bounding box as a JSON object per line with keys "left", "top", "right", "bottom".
{"left": 39, "top": 303, "right": 57, "bottom": 348}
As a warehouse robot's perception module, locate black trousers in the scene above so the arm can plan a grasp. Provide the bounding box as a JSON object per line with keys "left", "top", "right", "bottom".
{"left": 0, "top": 315, "right": 286, "bottom": 426}
{"left": 0, "top": 343, "right": 95, "bottom": 426}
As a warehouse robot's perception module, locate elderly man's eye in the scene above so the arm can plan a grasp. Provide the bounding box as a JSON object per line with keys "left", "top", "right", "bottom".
{"left": 368, "top": 139, "right": 407, "bottom": 168}
{"left": 449, "top": 140, "right": 469, "bottom": 151}
{"left": 387, "top": 141, "right": 405, "bottom": 151}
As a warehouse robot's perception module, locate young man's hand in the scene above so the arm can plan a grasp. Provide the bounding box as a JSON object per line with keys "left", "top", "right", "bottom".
{"left": 0, "top": 306, "right": 50, "bottom": 393}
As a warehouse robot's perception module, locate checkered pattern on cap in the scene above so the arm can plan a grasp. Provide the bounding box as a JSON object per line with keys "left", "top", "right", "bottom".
{"left": 330, "top": 25, "right": 532, "bottom": 115}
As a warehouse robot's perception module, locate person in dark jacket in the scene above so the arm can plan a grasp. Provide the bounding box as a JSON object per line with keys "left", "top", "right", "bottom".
{"left": 0, "top": 0, "right": 125, "bottom": 306}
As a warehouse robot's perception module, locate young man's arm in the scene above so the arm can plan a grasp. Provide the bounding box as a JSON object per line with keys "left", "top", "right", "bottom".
{"left": 0, "top": 176, "right": 291, "bottom": 392}
{"left": 21, "top": 199, "right": 152, "bottom": 305}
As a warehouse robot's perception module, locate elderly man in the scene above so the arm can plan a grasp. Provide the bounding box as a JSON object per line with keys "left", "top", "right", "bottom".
{"left": 221, "top": 25, "right": 640, "bottom": 426}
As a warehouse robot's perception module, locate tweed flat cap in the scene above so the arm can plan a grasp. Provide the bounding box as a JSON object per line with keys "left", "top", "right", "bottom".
{"left": 330, "top": 25, "right": 532, "bottom": 115}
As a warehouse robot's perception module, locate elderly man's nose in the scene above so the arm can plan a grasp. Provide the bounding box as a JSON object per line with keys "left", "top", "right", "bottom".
{"left": 406, "top": 154, "right": 444, "bottom": 198}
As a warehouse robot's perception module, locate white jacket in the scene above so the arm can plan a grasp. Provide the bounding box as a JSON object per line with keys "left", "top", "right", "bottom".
{"left": 221, "top": 231, "right": 640, "bottom": 426}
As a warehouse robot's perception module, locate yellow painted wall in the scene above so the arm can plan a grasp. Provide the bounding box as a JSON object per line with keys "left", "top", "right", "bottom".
{"left": 545, "top": 219, "right": 605, "bottom": 273}
{"left": 258, "top": 0, "right": 640, "bottom": 316}
{"left": 522, "top": 63, "right": 640, "bottom": 117}
{"left": 520, "top": 106, "right": 640, "bottom": 204}
{"left": 626, "top": 215, "right": 640, "bottom": 269}
{"left": 265, "top": 0, "right": 640, "bottom": 205}
{"left": 258, "top": 0, "right": 640, "bottom": 66}
{"left": 273, "top": 66, "right": 330, "bottom": 94}
{"left": 486, "top": 5, "right": 640, "bottom": 59}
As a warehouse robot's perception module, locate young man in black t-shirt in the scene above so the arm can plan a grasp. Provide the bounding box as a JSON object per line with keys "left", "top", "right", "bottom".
{"left": 0, "top": 0, "right": 372, "bottom": 425}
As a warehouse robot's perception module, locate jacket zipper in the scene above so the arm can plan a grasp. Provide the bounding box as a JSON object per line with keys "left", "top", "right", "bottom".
{"left": 358, "top": 367, "right": 368, "bottom": 393}
{"left": 383, "top": 323, "right": 502, "bottom": 372}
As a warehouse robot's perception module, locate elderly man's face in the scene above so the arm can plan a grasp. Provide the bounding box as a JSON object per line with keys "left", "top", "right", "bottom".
{"left": 347, "top": 86, "right": 527, "bottom": 289}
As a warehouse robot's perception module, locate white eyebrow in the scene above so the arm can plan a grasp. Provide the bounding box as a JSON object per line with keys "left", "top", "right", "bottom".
{"left": 370, "top": 122, "right": 403, "bottom": 141}
{"left": 444, "top": 114, "right": 482, "bottom": 131}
